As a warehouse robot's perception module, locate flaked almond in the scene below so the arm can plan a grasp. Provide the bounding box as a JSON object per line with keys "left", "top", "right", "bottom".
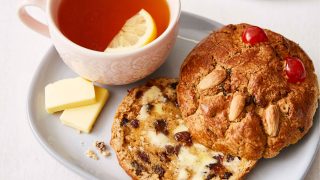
{"left": 198, "top": 69, "right": 227, "bottom": 90}
{"left": 264, "top": 104, "right": 280, "bottom": 136}
{"left": 228, "top": 93, "right": 246, "bottom": 121}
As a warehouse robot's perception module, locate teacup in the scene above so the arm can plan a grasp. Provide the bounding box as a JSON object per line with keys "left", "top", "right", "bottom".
{"left": 18, "top": 0, "right": 181, "bottom": 85}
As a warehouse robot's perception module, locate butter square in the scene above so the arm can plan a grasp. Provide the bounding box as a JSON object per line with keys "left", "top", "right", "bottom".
{"left": 60, "top": 86, "right": 109, "bottom": 133}
{"left": 45, "top": 77, "right": 96, "bottom": 113}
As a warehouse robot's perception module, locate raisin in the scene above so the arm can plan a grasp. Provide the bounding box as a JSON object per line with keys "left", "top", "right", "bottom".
{"left": 298, "top": 127, "right": 305, "bottom": 133}
{"left": 137, "top": 151, "right": 151, "bottom": 164}
{"left": 130, "top": 119, "right": 140, "bottom": 128}
{"left": 174, "top": 144, "right": 182, "bottom": 156}
{"left": 165, "top": 145, "right": 175, "bottom": 155}
{"left": 153, "top": 165, "right": 165, "bottom": 178}
{"left": 207, "top": 159, "right": 231, "bottom": 179}
{"left": 213, "top": 154, "right": 223, "bottom": 163}
{"left": 120, "top": 117, "right": 129, "bottom": 127}
{"left": 222, "top": 172, "right": 233, "bottom": 179}
{"left": 135, "top": 90, "right": 143, "bottom": 99}
{"left": 170, "top": 82, "right": 178, "bottom": 89}
{"left": 154, "top": 119, "right": 169, "bottom": 135}
{"left": 163, "top": 145, "right": 181, "bottom": 156}
{"left": 208, "top": 163, "right": 224, "bottom": 175}
{"left": 131, "top": 161, "right": 144, "bottom": 176}
{"left": 159, "top": 152, "right": 171, "bottom": 162}
{"left": 226, "top": 155, "right": 234, "bottom": 162}
{"left": 174, "top": 131, "right": 192, "bottom": 146}
{"left": 205, "top": 174, "right": 216, "bottom": 180}
{"left": 146, "top": 103, "right": 154, "bottom": 112}
{"left": 237, "top": 156, "right": 241, "bottom": 160}
{"left": 207, "top": 163, "right": 218, "bottom": 170}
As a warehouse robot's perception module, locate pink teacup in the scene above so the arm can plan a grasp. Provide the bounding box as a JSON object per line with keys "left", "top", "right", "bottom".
{"left": 18, "top": 0, "right": 181, "bottom": 85}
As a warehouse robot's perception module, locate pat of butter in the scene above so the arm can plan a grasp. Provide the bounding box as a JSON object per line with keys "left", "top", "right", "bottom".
{"left": 177, "top": 168, "right": 189, "bottom": 180}
{"left": 136, "top": 104, "right": 150, "bottom": 121}
{"left": 45, "top": 77, "right": 95, "bottom": 113}
{"left": 177, "top": 145, "right": 218, "bottom": 180}
{"left": 154, "top": 103, "right": 164, "bottom": 115}
{"left": 60, "top": 86, "right": 109, "bottom": 133}
{"left": 178, "top": 147, "right": 197, "bottom": 167}
{"left": 147, "top": 130, "right": 171, "bottom": 147}
{"left": 141, "top": 86, "right": 166, "bottom": 104}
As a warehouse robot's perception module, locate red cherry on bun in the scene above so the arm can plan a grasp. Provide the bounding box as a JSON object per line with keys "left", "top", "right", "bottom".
{"left": 242, "top": 26, "right": 268, "bottom": 45}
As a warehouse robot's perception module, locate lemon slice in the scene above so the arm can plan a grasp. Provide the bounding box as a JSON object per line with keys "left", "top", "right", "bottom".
{"left": 105, "top": 9, "right": 157, "bottom": 52}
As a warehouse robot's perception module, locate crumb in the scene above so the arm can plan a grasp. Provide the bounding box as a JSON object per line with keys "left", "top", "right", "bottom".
{"left": 76, "top": 130, "right": 81, "bottom": 134}
{"left": 80, "top": 141, "right": 85, "bottom": 146}
{"left": 101, "top": 151, "right": 111, "bottom": 157}
{"left": 95, "top": 141, "right": 111, "bottom": 157}
{"left": 86, "top": 150, "right": 98, "bottom": 160}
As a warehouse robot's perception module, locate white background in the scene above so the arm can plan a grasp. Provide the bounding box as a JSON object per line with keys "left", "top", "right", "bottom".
{"left": 0, "top": 0, "right": 319, "bottom": 179}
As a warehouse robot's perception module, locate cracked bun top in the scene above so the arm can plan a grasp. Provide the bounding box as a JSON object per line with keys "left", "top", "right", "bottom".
{"left": 177, "top": 23, "right": 319, "bottom": 160}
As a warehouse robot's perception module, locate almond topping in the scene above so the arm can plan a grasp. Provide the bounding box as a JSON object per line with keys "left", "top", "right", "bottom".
{"left": 198, "top": 69, "right": 227, "bottom": 90}
{"left": 264, "top": 104, "right": 280, "bottom": 136}
{"left": 228, "top": 93, "right": 246, "bottom": 121}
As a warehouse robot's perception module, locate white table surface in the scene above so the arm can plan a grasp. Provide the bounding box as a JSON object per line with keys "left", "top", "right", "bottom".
{"left": 0, "top": 0, "right": 319, "bottom": 179}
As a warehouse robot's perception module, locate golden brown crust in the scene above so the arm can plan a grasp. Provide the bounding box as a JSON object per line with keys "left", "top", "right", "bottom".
{"left": 111, "top": 78, "right": 257, "bottom": 179}
{"left": 177, "top": 24, "right": 319, "bottom": 160}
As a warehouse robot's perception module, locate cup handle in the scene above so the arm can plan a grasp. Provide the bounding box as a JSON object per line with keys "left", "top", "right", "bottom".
{"left": 18, "top": 0, "right": 50, "bottom": 38}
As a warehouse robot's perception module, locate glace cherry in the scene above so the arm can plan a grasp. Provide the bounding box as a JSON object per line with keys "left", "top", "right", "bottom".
{"left": 285, "top": 57, "right": 306, "bottom": 83}
{"left": 242, "top": 26, "right": 268, "bottom": 45}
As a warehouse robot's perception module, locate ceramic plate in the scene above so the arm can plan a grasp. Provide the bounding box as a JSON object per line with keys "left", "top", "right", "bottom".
{"left": 27, "top": 12, "right": 319, "bottom": 180}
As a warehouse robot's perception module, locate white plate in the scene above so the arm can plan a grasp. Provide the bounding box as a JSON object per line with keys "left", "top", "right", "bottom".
{"left": 27, "top": 12, "right": 319, "bottom": 180}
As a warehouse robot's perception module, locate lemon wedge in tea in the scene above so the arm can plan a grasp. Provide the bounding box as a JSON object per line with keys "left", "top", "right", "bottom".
{"left": 105, "top": 9, "right": 157, "bottom": 52}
